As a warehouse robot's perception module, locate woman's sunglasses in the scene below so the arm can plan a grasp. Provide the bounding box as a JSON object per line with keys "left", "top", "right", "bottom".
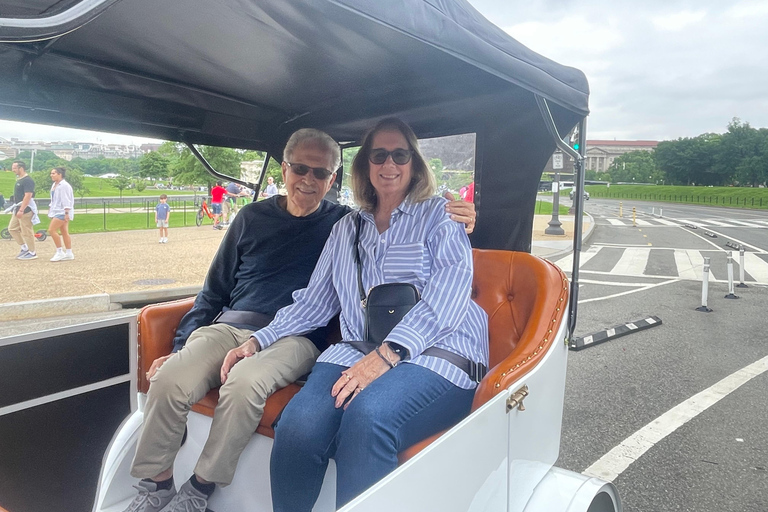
{"left": 285, "top": 162, "right": 334, "bottom": 180}
{"left": 369, "top": 148, "right": 413, "bottom": 165}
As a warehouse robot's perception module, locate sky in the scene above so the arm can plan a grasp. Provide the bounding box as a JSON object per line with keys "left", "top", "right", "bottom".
{"left": 1, "top": 0, "right": 767, "bottom": 144}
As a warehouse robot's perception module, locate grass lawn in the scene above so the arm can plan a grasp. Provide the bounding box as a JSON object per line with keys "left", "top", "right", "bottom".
{"left": 585, "top": 184, "right": 768, "bottom": 209}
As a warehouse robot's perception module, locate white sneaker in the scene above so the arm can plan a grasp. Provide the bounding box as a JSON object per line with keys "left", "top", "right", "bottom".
{"left": 163, "top": 237, "right": 168, "bottom": 243}
{"left": 158, "top": 480, "right": 208, "bottom": 512}
{"left": 50, "top": 252, "right": 66, "bottom": 262}
{"left": 61, "top": 252, "right": 74, "bottom": 261}
{"left": 122, "top": 480, "right": 176, "bottom": 512}
{"left": 159, "top": 238, "right": 164, "bottom": 243}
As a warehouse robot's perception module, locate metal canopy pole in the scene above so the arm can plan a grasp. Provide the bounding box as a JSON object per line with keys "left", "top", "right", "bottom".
{"left": 185, "top": 142, "right": 258, "bottom": 192}
{"left": 534, "top": 95, "right": 586, "bottom": 340}
{"left": 0, "top": 0, "right": 121, "bottom": 43}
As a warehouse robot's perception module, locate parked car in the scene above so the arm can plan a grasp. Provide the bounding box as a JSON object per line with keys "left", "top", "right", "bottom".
{"left": 570, "top": 188, "right": 590, "bottom": 200}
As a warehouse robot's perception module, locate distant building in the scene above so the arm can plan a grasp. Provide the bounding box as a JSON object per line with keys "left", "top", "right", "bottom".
{"left": 584, "top": 140, "right": 658, "bottom": 172}
{"left": 240, "top": 160, "right": 264, "bottom": 184}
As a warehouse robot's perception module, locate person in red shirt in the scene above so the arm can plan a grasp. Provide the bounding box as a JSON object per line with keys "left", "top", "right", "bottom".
{"left": 461, "top": 181, "right": 474, "bottom": 203}
{"left": 210, "top": 181, "right": 227, "bottom": 229}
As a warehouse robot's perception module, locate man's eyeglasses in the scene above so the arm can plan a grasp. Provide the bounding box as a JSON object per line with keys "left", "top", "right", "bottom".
{"left": 285, "top": 162, "right": 334, "bottom": 180}
{"left": 369, "top": 148, "right": 413, "bottom": 165}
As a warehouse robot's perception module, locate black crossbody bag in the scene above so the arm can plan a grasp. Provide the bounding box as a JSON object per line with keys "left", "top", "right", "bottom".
{"left": 349, "top": 213, "right": 487, "bottom": 383}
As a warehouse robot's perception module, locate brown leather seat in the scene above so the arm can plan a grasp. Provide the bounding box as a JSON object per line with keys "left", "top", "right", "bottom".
{"left": 137, "top": 249, "right": 568, "bottom": 448}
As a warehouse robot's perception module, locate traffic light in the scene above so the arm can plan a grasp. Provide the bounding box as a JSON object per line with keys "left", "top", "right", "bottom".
{"left": 569, "top": 127, "right": 580, "bottom": 151}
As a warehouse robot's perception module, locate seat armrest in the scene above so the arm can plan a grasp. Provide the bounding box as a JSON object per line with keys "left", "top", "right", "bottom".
{"left": 137, "top": 297, "right": 196, "bottom": 393}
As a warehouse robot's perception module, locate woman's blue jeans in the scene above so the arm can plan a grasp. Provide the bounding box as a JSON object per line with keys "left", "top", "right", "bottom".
{"left": 270, "top": 362, "right": 475, "bottom": 511}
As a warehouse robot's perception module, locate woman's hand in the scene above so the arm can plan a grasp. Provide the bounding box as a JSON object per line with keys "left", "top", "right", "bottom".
{"left": 443, "top": 192, "right": 476, "bottom": 234}
{"left": 146, "top": 354, "right": 173, "bottom": 381}
{"left": 220, "top": 337, "right": 260, "bottom": 384}
{"left": 331, "top": 350, "right": 391, "bottom": 409}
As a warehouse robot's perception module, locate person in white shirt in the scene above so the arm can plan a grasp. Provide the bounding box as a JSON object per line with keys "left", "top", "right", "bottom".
{"left": 48, "top": 167, "right": 75, "bottom": 262}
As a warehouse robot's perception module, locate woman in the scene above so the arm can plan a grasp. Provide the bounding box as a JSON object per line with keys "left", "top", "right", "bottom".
{"left": 48, "top": 167, "right": 75, "bottom": 262}
{"left": 221, "top": 118, "right": 488, "bottom": 511}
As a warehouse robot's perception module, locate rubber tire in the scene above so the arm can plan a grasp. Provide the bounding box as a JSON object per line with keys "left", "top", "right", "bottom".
{"left": 195, "top": 210, "right": 204, "bottom": 227}
{"left": 36, "top": 229, "right": 48, "bottom": 241}
{"left": 0, "top": 228, "right": 10, "bottom": 240}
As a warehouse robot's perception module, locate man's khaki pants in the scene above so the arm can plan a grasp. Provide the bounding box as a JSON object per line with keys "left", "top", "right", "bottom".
{"left": 130, "top": 324, "right": 320, "bottom": 486}
{"left": 8, "top": 211, "right": 35, "bottom": 253}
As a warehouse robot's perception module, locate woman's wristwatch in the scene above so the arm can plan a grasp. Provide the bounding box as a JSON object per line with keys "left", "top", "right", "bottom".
{"left": 385, "top": 342, "right": 409, "bottom": 362}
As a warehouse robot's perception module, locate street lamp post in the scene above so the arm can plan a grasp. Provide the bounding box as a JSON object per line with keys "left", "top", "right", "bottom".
{"left": 545, "top": 169, "right": 565, "bottom": 235}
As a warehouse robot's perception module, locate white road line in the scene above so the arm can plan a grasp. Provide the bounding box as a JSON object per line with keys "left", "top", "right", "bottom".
{"left": 687, "top": 226, "right": 765, "bottom": 253}
{"left": 583, "top": 354, "right": 768, "bottom": 482}
{"left": 611, "top": 248, "right": 651, "bottom": 275}
{"left": 674, "top": 249, "right": 703, "bottom": 280}
{"left": 727, "top": 220, "right": 763, "bottom": 227}
{"left": 555, "top": 246, "right": 601, "bottom": 272}
{"left": 607, "top": 218, "right": 627, "bottom": 226}
{"left": 704, "top": 219, "right": 735, "bottom": 227}
{"left": 744, "top": 252, "right": 768, "bottom": 283}
{"left": 655, "top": 219, "right": 680, "bottom": 226}
{"left": 679, "top": 219, "right": 705, "bottom": 227}
{"left": 634, "top": 219, "right": 652, "bottom": 226}
{"left": 578, "top": 279, "right": 660, "bottom": 287}
{"left": 579, "top": 279, "right": 677, "bottom": 303}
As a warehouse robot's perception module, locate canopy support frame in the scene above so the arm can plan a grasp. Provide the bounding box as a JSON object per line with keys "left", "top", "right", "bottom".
{"left": 534, "top": 95, "right": 586, "bottom": 340}
{"left": 185, "top": 142, "right": 258, "bottom": 197}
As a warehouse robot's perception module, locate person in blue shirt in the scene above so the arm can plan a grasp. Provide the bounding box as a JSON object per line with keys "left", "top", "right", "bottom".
{"left": 221, "top": 118, "right": 488, "bottom": 511}
{"left": 155, "top": 194, "right": 171, "bottom": 243}
{"left": 123, "top": 127, "right": 477, "bottom": 512}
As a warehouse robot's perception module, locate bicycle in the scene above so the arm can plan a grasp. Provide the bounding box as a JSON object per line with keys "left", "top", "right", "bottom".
{"left": 195, "top": 198, "right": 215, "bottom": 227}
{"left": 1, "top": 228, "right": 48, "bottom": 241}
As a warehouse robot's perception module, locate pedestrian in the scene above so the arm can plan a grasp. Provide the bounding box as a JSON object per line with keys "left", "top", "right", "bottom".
{"left": 155, "top": 193, "right": 171, "bottom": 243}
{"left": 8, "top": 160, "right": 38, "bottom": 260}
{"left": 223, "top": 182, "right": 242, "bottom": 225}
{"left": 262, "top": 176, "right": 278, "bottom": 197}
{"left": 210, "top": 181, "right": 226, "bottom": 229}
{"left": 48, "top": 167, "right": 75, "bottom": 261}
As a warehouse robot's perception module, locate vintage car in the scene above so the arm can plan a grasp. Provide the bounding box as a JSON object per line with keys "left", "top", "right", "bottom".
{"left": 0, "top": 1, "right": 612, "bottom": 511}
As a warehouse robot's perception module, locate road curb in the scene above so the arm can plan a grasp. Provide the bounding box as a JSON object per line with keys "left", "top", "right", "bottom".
{"left": 535, "top": 212, "right": 596, "bottom": 261}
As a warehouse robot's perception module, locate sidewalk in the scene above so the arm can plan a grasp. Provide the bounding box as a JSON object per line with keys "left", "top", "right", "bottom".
{"left": 0, "top": 215, "right": 593, "bottom": 327}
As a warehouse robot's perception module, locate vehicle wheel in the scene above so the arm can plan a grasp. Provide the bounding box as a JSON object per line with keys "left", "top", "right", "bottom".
{"left": 36, "top": 229, "right": 48, "bottom": 241}
{"left": 195, "top": 210, "right": 204, "bottom": 227}
{"left": 1, "top": 228, "right": 10, "bottom": 240}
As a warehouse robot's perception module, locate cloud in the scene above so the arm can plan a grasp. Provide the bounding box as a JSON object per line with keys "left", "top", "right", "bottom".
{"left": 726, "top": 1, "right": 768, "bottom": 19}
{"left": 651, "top": 10, "right": 706, "bottom": 31}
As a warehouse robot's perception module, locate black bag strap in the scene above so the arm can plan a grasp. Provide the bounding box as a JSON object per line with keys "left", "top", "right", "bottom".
{"left": 354, "top": 213, "right": 367, "bottom": 306}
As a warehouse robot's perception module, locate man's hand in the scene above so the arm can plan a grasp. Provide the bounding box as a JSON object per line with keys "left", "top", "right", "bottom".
{"left": 331, "top": 350, "right": 391, "bottom": 409}
{"left": 15, "top": 210, "right": 23, "bottom": 219}
{"left": 443, "top": 191, "right": 476, "bottom": 234}
{"left": 146, "top": 354, "right": 173, "bottom": 382}
{"left": 220, "top": 337, "right": 260, "bottom": 384}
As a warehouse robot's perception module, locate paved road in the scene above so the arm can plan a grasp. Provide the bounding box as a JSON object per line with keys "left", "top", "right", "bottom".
{"left": 552, "top": 198, "right": 768, "bottom": 512}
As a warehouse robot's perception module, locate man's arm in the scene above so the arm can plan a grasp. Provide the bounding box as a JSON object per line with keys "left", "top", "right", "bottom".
{"left": 171, "top": 215, "right": 243, "bottom": 350}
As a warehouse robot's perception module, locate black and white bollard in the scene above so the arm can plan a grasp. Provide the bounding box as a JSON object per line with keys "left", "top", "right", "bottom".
{"left": 724, "top": 253, "right": 740, "bottom": 299}
{"left": 736, "top": 247, "right": 748, "bottom": 288}
{"left": 696, "top": 257, "right": 713, "bottom": 312}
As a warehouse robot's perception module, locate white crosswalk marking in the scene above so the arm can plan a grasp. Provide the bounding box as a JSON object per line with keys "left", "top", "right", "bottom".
{"left": 743, "top": 253, "right": 768, "bottom": 282}
{"left": 557, "top": 246, "right": 768, "bottom": 283}
{"left": 607, "top": 218, "right": 626, "bottom": 226}
{"left": 705, "top": 219, "right": 736, "bottom": 227}
{"left": 612, "top": 248, "right": 651, "bottom": 275}
{"left": 655, "top": 218, "right": 680, "bottom": 226}
{"left": 635, "top": 219, "right": 653, "bottom": 226}
{"left": 727, "top": 220, "right": 763, "bottom": 227}
{"left": 674, "top": 249, "right": 704, "bottom": 280}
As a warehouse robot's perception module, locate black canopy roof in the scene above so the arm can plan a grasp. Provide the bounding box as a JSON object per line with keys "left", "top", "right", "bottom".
{"left": 0, "top": 0, "right": 589, "bottom": 251}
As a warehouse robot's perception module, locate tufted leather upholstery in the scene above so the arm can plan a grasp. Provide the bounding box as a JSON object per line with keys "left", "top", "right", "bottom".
{"left": 136, "top": 250, "right": 568, "bottom": 446}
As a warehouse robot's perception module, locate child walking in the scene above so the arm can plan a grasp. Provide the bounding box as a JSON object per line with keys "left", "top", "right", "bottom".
{"left": 155, "top": 194, "right": 171, "bottom": 243}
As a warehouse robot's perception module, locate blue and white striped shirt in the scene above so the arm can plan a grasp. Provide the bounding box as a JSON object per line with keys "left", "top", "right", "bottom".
{"left": 252, "top": 196, "right": 489, "bottom": 389}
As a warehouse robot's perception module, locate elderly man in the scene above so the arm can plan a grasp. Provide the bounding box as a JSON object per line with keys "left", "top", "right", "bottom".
{"left": 124, "top": 128, "right": 476, "bottom": 512}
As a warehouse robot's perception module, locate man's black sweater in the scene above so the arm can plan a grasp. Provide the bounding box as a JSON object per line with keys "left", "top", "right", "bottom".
{"left": 172, "top": 196, "right": 350, "bottom": 352}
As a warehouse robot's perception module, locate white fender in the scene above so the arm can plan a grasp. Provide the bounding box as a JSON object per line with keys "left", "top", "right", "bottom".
{"left": 92, "top": 397, "right": 145, "bottom": 512}
{"left": 523, "top": 467, "right": 621, "bottom": 512}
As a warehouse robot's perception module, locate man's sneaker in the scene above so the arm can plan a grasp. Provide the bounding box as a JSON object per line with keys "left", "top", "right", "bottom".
{"left": 158, "top": 480, "right": 208, "bottom": 512}
{"left": 61, "top": 252, "right": 74, "bottom": 261}
{"left": 122, "top": 480, "right": 176, "bottom": 512}
{"left": 16, "top": 248, "right": 28, "bottom": 258}
{"left": 17, "top": 251, "right": 37, "bottom": 260}
{"left": 50, "top": 252, "right": 66, "bottom": 262}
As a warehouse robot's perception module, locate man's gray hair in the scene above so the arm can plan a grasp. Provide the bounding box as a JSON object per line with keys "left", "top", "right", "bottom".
{"left": 283, "top": 129, "right": 341, "bottom": 172}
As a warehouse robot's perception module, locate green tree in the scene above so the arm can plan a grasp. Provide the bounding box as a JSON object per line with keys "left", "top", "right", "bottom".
{"left": 429, "top": 158, "right": 444, "bottom": 184}
{"left": 716, "top": 119, "right": 768, "bottom": 187}
{"left": 607, "top": 150, "right": 661, "bottom": 184}
{"left": 134, "top": 179, "right": 147, "bottom": 192}
{"left": 30, "top": 168, "right": 86, "bottom": 197}
{"left": 111, "top": 175, "right": 133, "bottom": 198}
{"left": 139, "top": 151, "right": 170, "bottom": 180}
{"left": 170, "top": 145, "right": 242, "bottom": 189}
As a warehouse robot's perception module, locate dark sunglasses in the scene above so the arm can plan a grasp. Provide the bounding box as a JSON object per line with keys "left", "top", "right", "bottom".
{"left": 285, "top": 162, "right": 334, "bottom": 180}
{"left": 369, "top": 148, "right": 413, "bottom": 165}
